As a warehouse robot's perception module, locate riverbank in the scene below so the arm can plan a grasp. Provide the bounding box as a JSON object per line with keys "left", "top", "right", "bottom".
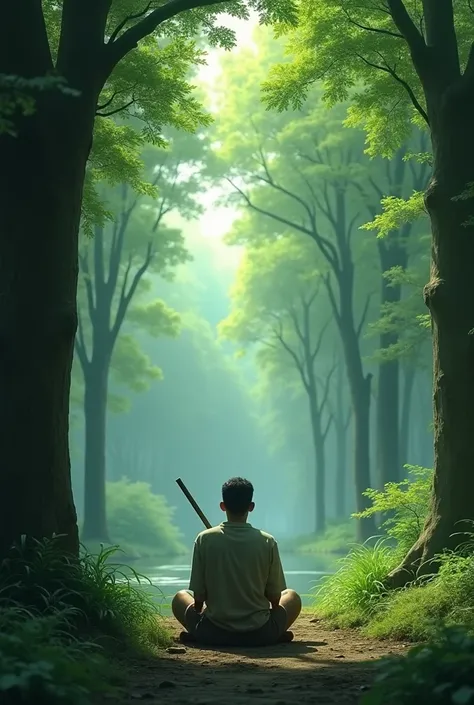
{"left": 106, "top": 614, "right": 408, "bottom": 704}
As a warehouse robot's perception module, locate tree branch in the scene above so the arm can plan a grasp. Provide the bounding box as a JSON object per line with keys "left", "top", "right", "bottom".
{"left": 386, "top": 0, "right": 428, "bottom": 64}
{"left": 96, "top": 97, "right": 135, "bottom": 117}
{"left": 356, "top": 52, "right": 429, "bottom": 123}
{"left": 108, "top": 2, "right": 153, "bottom": 43}
{"left": 356, "top": 291, "right": 374, "bottom": 339}
{"left": 342, "top": 7, "right": 403, "bottom": 39}
{"left": 311, "top": 319, "right": 331, "bottom": 363}
{"left": 323, "top": 273, "right": 342, "bottom": 325}
{"left": 110, "top": 241, "right": 154, "bottom": 344}
{"left": 270, "top": 313, "right": 309, "bottom": 392}
{"left": 104, "top": 0, "right": 227, "bottom": 73}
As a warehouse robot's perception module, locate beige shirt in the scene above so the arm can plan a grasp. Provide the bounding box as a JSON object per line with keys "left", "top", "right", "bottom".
{"left": 188, "top": 521, "right": 287, "bottom": 632}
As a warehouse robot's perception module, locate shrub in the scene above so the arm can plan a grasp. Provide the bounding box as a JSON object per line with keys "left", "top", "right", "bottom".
{"left": 313, "top": 539, "right": 395, "bottom": 627}
{"left": 106, "top": 479, "right": 186, "bottom": 556}
{"left": 363, "top": 627, "right": 474, "bottom": 705}
{"left": 354, "top": 465, "right": 432, "bottom": 557}
{"left": 0, "top": 537, "right": 171, "bottom": 650}
{"left": 0, "top": 606, "right": 112, "bottom": 705}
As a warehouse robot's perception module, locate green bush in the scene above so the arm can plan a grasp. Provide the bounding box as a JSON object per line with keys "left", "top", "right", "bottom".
{"left": 313, "top": 539, "right": 395, "bottom": 627}
{"left": 0, "top": 537, "right": 171, "bottom": 650}
{"left": 355, "top": 465, "right": 432, "bottom": 557}
{"left": 282, "top": 521, "right": 357, "bottom": 555}
{"left": 363, "top": 627, "right": 474, "bottom": 705}
{"left": 0, "top": 606, "right": 112, "bottom": 705}
{"left": 106, "top": 479, "right": 186, "bottom": 556}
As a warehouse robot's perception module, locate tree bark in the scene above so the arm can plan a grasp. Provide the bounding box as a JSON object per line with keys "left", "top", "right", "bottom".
{"left": 0, "top": 93, "right": 97, "bottom": 559}
{"left": 82, "top": 355, "right": 111, "bottom": 542}
{"left": 388, "top": 84, "right": 474, "bottom": 585}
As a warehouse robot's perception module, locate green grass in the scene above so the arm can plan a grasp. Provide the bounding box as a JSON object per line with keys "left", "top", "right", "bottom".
{"left": 311, "top": 530, "right": 474, "bottom": 642}
{"left": 0, "top": 537, "right": 173, "bottom": 704}
{"left": 312, "top": 539, "right": 395, "bottom": 627}
{"left": 281, "top": 521, "right": 357, "bottom": 555}
{"left": 2, "top": 538, "right": 171, "bottom": 650}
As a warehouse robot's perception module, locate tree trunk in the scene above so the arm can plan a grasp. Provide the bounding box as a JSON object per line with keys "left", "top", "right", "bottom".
{"left": 0, "top": 91, "right": 96, "bottom": 559}
{"left": 388, "top": 90, "right": 474, "bottom": 586}
{"left": 376, "top": 240, "right": 407, "bottom": 486}
{"left": 339, "top": 313, "right": 376, "bottom": 542}
{"left": 308, "top": 396, "right": 326, "bottom": 534}
{"left": 399, "top": 365, "right": 416, "bottom": 467}
{"left": 82, "top": 356, "right": 111, "bottom": 542}
{"left": 334, "top": 363, "right": 349, "bottom": 518}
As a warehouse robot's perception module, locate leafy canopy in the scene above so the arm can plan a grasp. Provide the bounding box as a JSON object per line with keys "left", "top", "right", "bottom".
{"left": 262, "top": 1, "right": 472, "bottom": 156}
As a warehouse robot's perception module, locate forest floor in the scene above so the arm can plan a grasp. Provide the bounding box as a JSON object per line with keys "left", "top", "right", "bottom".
{"left": 108, "top": 614, "right": 409, "bottom": 704}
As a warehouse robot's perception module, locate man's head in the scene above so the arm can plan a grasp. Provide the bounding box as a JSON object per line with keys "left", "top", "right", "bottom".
{"left": 220, "top": 477, "right": 254, "bottom": 521}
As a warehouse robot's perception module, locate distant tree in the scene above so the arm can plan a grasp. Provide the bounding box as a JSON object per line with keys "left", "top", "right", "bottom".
{"left": 221, "top": 236, "right": 335, "bottom": 533}
{"left": 75, "top": 135, "right": 207, "bottom": 541}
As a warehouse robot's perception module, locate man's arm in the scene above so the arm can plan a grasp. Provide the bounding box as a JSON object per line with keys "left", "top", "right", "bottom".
{"left": 189, "top": 537, "right": 206, "bottom": 612}
{"left": 265, "top": 540, "right": 287, "bottom": 610}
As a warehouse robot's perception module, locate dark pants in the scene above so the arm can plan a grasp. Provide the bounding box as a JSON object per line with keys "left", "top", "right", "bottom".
{"left": 185, "top": 605, "right": 288, "bottom": 646}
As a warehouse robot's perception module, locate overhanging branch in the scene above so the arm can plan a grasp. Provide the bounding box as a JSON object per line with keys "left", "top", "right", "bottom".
{"left": 104, "top": 0, "right": 227, "bottom": 72}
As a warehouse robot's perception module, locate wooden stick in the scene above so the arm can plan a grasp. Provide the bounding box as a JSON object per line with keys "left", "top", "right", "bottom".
{"left": 176, "top": 478, "right": 212, "bottom": 529}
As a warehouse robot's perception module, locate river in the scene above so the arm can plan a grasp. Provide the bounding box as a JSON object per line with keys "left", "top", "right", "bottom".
{"left": 131, "top": 552, "right": 337, "bottom": 615}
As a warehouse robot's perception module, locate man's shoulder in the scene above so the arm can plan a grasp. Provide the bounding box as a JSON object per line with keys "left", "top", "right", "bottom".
{"left": 254, "top": 527, "right": 277, "bottom": 544}
{"left": 195, "top": 525, "right": 224, "bottom": 542}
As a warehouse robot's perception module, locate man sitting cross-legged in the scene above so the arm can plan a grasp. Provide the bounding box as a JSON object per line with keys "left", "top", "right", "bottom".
{"left": 172, "top": 477, "right": 302, "bottom": 647}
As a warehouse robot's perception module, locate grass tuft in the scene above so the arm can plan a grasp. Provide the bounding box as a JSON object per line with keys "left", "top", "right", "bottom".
{"left": 313, "top": 538, "right": 395, "bottom": 627}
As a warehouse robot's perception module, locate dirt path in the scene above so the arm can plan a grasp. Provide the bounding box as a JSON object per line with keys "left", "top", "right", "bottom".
{"left": 114, "top": 615, "right": 408, "bottom": 704}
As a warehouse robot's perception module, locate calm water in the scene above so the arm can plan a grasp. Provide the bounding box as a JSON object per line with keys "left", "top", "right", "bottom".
{"left": 131, "top": 552, "right": 336, "bottom": 615}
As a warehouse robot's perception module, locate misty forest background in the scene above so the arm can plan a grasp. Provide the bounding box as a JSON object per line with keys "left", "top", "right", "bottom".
{"left": 70, "top": 21, "right": 434, "bottom": 556}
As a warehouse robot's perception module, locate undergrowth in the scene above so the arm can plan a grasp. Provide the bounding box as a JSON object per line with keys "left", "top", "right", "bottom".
{"left": 0, "top": 537, "right": 170, "bottom": 649}
{"left": 312, "top": 465, "right": 474, "bottom": 641}
{"left": 363, "top": 627, "right": 474, "bottom": 705}
{"left": 0, "top": 537, "right": 171, "bottom": 704}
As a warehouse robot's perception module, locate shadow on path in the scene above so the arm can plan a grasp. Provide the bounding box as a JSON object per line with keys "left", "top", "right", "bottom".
{"left": 107, "top": 615, "right": 408, "bottom": 705}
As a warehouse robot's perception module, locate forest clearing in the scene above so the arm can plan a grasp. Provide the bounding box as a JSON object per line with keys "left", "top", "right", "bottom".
{"left": 2, "top": 1, "right": 474, "bottom": 704}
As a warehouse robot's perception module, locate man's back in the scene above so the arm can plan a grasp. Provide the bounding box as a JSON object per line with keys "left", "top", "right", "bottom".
{"left": 189, "top": 521, "right": 286, "bottom": 632}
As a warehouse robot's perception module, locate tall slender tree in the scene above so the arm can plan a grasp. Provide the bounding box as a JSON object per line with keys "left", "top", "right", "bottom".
{"left": 221, "top": 237, "right": 335, "bottom": 533}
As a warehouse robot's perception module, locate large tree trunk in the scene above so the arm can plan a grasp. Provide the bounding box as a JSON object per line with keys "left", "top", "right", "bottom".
{"left": 399, "top": 365, "right": 416, "bottom": 467}
{"left": 376, "top": 240, "right": 406, "bottom": 486}
{"left": 82, "top": 356, "right": 110, "bottom": 541}
{"left": 0, "top": 89, "right": 97, "bottom": 559}
{"left": 388, "top": 90, "right": 474, "bottom": 586}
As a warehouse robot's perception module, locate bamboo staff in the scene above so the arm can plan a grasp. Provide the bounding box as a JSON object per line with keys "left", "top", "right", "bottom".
{"left": 176, "top": 478, "right": 212, "bottom": 529}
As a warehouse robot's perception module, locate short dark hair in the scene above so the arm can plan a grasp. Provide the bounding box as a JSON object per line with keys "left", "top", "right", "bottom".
{"left": 222, "top": 477, "right": 254, "bottom": 515}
